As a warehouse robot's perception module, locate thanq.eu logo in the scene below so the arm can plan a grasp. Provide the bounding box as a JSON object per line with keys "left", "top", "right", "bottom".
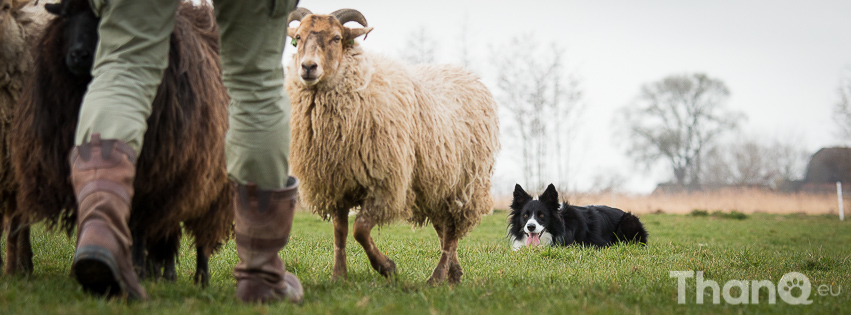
{"left": 670, "top": 271, "right": 841, "bottom": 305}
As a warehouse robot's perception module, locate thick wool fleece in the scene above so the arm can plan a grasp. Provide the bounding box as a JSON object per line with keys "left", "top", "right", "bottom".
{"left": 0, "top": 0, "right": 49, "bottom": 211}
{"left": 286, "top": 45, "right": 500, "bottom": 237}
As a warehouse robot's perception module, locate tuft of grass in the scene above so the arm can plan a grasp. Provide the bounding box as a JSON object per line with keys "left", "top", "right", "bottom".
{"left": 710, "top": 210, "right": 749, "bottom": 220}
{"left": 0, "top": 211, "right": 849, "bottom": 314}
{"left": 690, "top": 209, "right": 709, "bottom": 217}
{"left": 690, "top": 209, "right": 748, "bottom": 219}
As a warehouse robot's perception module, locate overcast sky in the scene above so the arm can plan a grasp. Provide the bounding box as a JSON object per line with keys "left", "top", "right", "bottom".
{"left": 285, "top": 0, "right": 851, "bottom": 194}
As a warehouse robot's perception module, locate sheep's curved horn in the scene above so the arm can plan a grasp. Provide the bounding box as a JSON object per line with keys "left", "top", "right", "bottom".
{"left": 287, "top": 7, "right": 313, "bottom": 25}
{"left": 331, "top": 9, "right": 368, "bottom": 27}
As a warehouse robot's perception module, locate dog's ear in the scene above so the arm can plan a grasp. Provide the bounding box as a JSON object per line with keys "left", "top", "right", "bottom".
{"left": 538, "top": 183, "right": 559, "bottom": 209}
{"left": 511, "top": 184, "right": 532, "bottom": 211}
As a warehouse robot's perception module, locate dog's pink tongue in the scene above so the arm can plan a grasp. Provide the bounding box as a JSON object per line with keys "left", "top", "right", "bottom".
{"left": 526, "top": 233, "right": 540, "bottom": 246}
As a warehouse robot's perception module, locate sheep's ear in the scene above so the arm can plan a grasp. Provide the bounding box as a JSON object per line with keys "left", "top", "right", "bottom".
{"left": 345, "top": 26, "right": 373, "bottom": 42}
{"left": 44, "top": 2, "right": 62, "bottom": 15}
{"left": 538, "top": 184, "right": 559, "bottom": 210}
{"left": 511, "top": 184, "right": 531, "bottom": 210}
{"left": 10, "top": 0, "right": 26, "bottom": 11}
{"left": 287, "top": 28, "right": 297, "bottom": 40}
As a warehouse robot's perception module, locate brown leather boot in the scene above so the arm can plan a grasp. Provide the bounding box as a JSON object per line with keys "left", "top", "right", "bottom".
{"left": 233, "top": 178, "right": 303, "bottom": 304}
{"left": 70, "top": 133, "right": 147, "bottom": 301}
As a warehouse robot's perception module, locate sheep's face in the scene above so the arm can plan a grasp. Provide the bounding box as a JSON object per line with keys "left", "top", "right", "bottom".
{"left": 288, "top": 11, "right": 372, "bottom": 87}
{"left": 45, "top": 0, "right": 98, "bottom": 77}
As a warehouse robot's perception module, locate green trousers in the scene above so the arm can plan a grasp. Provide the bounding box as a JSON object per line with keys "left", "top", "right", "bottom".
{"left": 74, "top": 0, "right": 297, "bottom": 190}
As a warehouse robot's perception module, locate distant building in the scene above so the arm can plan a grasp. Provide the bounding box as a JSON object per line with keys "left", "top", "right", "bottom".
{"left": 778, "top": 147, "right": 851, "bottom": 194}
{"left": 653, "top": 147, "right": 851, "bottom": 195}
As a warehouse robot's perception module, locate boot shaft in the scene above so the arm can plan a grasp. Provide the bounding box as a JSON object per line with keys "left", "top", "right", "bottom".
{"left": 70, "top": 133, "right": 137, "bottom": 231}
{"left": 233, "top": 180, "right": 298, "bottom": 256}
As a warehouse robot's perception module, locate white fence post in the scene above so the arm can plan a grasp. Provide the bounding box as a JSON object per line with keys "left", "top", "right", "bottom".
{"left": 838, "top": 181, "right": 845, "bottom": 221}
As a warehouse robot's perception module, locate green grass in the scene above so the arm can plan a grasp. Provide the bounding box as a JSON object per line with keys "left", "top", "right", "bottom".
{"left": 1, "top": 211, "right": 849, "bottom": 314}
{"left": 690, "top": 209, "right": 749, "bottom": 220}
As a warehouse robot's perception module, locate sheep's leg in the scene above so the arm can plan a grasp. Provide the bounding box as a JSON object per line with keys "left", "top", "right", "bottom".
{"left": 4, "top": 214, "right": 33, "bottom": 275}
{"left": 1, "top": 215, "right": 4, "bottom": 271}
{"left": 132, "top": 230, "right": 148, "bottom": 280}
{"left": 17, "top": 224, "right": 33, "bottom": 274}
{"left": 447, "top": 249, "right": 463, "bottom": 284}
{"left": 433, "top": 221, "right": 463, "bottom": 284}
{"left": 353, "top": 215, "right": 396, "bottom": 277}
{"left": 161, "top": 234, "right": 178, "bottom": 282}
{"left": 332, "top": 209, "right": 349, "bottom": 281}
{"left": 428, "top": 221, "right": 461, "bottom": 285}
{"left": 149, "top": 231, "right": 180, "bottom": 282}
{"left": 193, "top": 245, "right": 210, "bottom": 288}
{"left": 145, "top": 248, "right": 163, "bottom": 282}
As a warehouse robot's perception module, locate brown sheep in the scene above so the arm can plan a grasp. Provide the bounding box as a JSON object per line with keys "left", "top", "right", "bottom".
{"left": 0, "top": 0, "right": 50, "bottom": 274}
{"left": 10, "top": 0, "right": 232, "bottom": 285}
{"left": 285, "top": 8, "right": 500, "bottom": 284}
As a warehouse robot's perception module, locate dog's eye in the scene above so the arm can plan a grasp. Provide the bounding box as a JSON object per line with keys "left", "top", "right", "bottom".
{"left": 523, "top": 214, "right": 528, "bottom": 218}
{"left": 539, "top": 214, "right": 544, "bottom": 218}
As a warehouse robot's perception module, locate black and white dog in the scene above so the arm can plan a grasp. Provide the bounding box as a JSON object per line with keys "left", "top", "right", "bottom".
{"left": 508, "top": 184, "right": 648, "bottom": 250}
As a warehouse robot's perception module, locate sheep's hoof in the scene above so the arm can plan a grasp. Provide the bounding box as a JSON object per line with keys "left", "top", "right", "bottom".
{"left": 193, "top": 270, "right": 210, "bottom": 288}
{"left": 163, "top": 267, "right": 177, "bottom": 282}
{"left": 448, "top": 265, "right": 463, "bottom": 284}
{"left": 426, "top": 269, "right": 447, "bottom": 286}
{"left": 4, "top": 252, "right": 34, "bottom": 276}
{"left": 135, "top": 264, "right": 148, "bottom": 281}
{"left": 331, "top": 271, "right": 348, "bottom": 282}
{"left": 426, "top": 275, "right": 445, "bottom": 286}
{"left": 376, "top": 259, "right": 396, "bottom": 278}
{"left": 163, "top": 258, "right": 177, "bottom": 282}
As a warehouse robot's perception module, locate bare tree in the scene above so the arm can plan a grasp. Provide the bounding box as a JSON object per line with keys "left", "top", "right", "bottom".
{"left": 770, "top": 137, "right": 809, "bottom": 184}
{"left": 399, "top": 26, "right": 436, "bottom": 65}
{"left": 702, "top": 134, "right": 809, "bottom": 188}
{"left": 835, "top": 67, "right": 851, "bottom": 144}
{"left": 588, "top": 169, "right": 626, "bottom": 194}
{"left": 619, "top": 73, "right": 744, "bottom": 189}
{"left": 704, "top": 139, "right": 775, "bottom": 186}
{"left": 491, "top": 36, "right": 584, "bottom": 191}
{"left": 702, "top": 145, "right": 735, "bottom": 185}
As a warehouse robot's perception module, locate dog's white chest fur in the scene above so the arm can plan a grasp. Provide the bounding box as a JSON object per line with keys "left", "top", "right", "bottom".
{"left": 511, "top": 232, "right": 553, "bottom": 250}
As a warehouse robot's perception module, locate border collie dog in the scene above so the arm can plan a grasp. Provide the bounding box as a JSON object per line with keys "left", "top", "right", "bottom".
{"left": 508, "top": 184, "right": 648, "bottom": 250}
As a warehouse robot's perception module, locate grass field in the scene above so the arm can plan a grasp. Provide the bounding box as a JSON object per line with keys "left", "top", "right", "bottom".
{"left": 1, "top": 210, "right": 849, "bottom": 314}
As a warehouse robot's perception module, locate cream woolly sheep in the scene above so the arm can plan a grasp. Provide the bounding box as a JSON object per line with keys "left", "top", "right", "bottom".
{"left": 0, "top": 0, "right": 49, "bottom": 274}
{"left": 285, "top": 8, "right": 500, "bottom": 284}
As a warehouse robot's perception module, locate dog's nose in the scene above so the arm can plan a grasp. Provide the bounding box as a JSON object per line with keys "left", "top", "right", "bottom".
{"left": 526, "top": 224, "right": 536, "bottom": 231}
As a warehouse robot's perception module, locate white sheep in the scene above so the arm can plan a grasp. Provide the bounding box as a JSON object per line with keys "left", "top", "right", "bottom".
{"left": 285, "top": 8, "right": 500, "bottom": 284}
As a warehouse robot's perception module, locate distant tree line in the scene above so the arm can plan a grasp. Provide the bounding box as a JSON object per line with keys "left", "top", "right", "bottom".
{"left": 397, "top": 23, "right": 829, "bottom": 193}
{"left": 617, "top": 73, "right": 809, "bottom": 191}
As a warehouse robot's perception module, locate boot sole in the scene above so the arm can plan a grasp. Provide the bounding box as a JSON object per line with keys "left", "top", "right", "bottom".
{"left": 73, "top": 245, "right": 143, "bottom": 300}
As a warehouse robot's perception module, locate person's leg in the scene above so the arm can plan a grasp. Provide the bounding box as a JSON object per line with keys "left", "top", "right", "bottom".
{"left": 74, "top": 0, "right": 178, "bottom": 151}
{"left": 216, "top": 0, "right": 294, "bottom": 190}
{"left": 213, "top": 0, "right": 302, "bottom": 304}
{"left": 70, "top": 0, "right": 178, "bottom": 300}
